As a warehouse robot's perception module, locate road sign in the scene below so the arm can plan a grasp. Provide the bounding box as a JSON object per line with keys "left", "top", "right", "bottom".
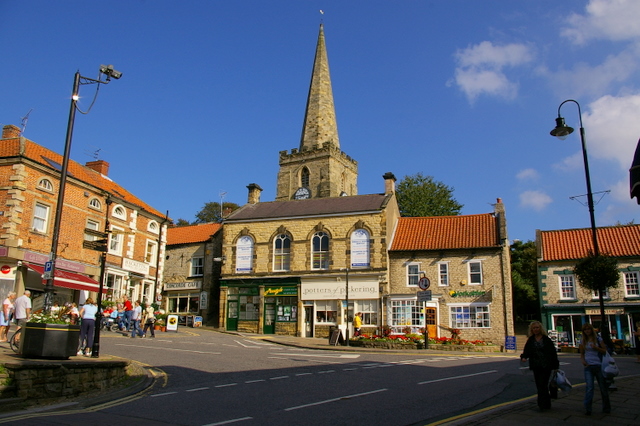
{"left": 505, "top": 336, "right": 517, "bottom": 351}
{"left": 417, "top": 290, "right": 432, "bottom": 302}
{"left": 42, "top": 271, "right": 53, "bottom": 280}
{"left": 418, "top": 277, "right": 431, "bottom": 290}
{"left": 44, "top": 261, "right": 53, "bottom": 273}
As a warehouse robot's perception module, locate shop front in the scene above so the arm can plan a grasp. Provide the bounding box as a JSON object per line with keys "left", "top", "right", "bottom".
{"left": 165, "top": 280, "right": 202, "bottom": 325}
{"left": 263, "top": 285, "right": 298, "bottom": 335}
{"left": 301, "top": 276, "right": 380, "bottom": 339}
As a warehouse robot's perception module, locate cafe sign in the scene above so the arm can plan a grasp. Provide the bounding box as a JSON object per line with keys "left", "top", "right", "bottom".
{"left": 165, "top": 280, "right": 202, "bottom": 291}
{"left": 585, "top": 308, "right": 622, "bottom": 315}
{"left": 449, "top": 290, "right": 487, "bottom": 298}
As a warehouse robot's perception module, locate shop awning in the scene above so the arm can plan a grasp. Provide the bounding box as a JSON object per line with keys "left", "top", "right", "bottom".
{"left": 26, "top": 263, "right": 106, "bottom": 293}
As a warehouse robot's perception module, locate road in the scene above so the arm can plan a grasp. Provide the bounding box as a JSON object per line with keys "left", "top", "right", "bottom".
{"left": 0, "top": 329, "right": 591, "bottom": 426}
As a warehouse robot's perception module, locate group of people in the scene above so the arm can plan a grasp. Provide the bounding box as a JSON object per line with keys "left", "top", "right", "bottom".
{"left": 0, "top": 290, "right": 33, "bottom": 343}
{"left": 520, "top": 320, "right": 620, "bottom": 415}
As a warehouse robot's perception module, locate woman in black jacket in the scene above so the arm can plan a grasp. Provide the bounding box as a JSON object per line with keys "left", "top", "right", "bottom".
{"left": 520, "top": 321, "right": 559, "bottom": 411}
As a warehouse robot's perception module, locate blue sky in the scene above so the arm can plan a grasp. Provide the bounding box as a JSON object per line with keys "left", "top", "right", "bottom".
{"left": 2, "top": 0, "right": 639, "bottom": 243}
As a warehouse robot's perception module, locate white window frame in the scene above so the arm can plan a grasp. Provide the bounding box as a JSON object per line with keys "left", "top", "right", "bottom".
{"left": 438, "top": 262, "right": 449, "bottom": 286}
{"left": 109, "top": 225, "right": 124, "bottom": 256}
{"left": 559, "top": 274, "right": 576, "bottom": 300}
{"left": 112, "top": 204, "right": 126, "bottom": 220}
{"left": 592, "top": 288, "right": 610, "bottom": 299}
{"left": 145, "top": 240, "right": 158, "bottom": 264}
{"left": 624, "top": 271, "right": 640, "bottom": 297}
{"left": 311, "top": 231, "right": 329, "bottom": 271}
{"left": 191, "top": 256, "right": 204, "bottom": 277}
{"left": 273, "top": 234, "right": 291, "bottom": 272}
{"left": 314, "top": 300, "right": 337, "bottom": 324}
{"left": 105, "top": 271, "right": 126, "bottom": 300}
{"left": 468, "top": 261, "right": 483, "bottom": 285}
{"left": 89, "top": 198, "right": 102, "bottom": 211}
{"left": 37, "top": 178, "right": 53, "bottom": 192}
{"left": 84, "top": 219, "right": 101, "bottom": 242}
{"left": 450, "top": 303, "right": 491, "bottom": 328}
{"left": 406, "top": 262, "right": 420, "bottom": 287}
{"left": 353, "top": 300, "right": 378, "bottom": 326}
{"left": 32, "top": 202, "right": 50, "bottom": 233}
{"left": 389, "top": 299, "right": 422, "bottom": 334}
{"left": 148, "top": 220, "right": 159, "bottom": 234}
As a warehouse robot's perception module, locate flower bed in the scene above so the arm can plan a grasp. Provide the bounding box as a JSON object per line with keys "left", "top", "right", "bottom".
{"left": 349, "top": 333, "right": 500, "bottom": 352}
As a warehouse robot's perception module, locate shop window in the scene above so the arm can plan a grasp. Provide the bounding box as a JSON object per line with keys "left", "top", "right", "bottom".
{"left": 167, "top": 292, "right": 200, "bottom": 314}
{"left": 390, "top": 299, "right": 422, "bottom": 334}
{"left": 311, "top": 232, "right": 329, "bottom": 270}
{"left": 438, "top": 262, "right": 449, "bottom": 286}
{"left": 105, "top": 272, "right": 125, "bottom": 299}
{"left": 275, "top": 297, "right": 298, "bottom": 322}
{"left": 559, "top": 275, "right": 576, "bottom": 300}
{"left": 468, "top": 261, "right": 483, "bottom": 285}
{"left": 315, "top": 300, "right": 337, "bottom": 323}
{"left": 273, "top": 234, "right": 291, "bottom": 271}
{"left": 450, "top": 304, "right": 490, "bottom": 328}
{"left": 236, "top": 236, "right": 254, "bottom": 273}
{"left": 624, "top": 271, "right": 639, "bottom": 297}
{"left": 350, "top": 229, "right": 370, "bottom": 268}
{"left": 406, "top": 263, "right": 420, "bottom": 287}
{"left": 355, "top": 299, "right": 378, "bottom": 325}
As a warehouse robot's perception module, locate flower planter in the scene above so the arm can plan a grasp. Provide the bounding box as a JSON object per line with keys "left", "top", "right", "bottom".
{"left": 21, "top": 323, "right": 81, "bottom": 359}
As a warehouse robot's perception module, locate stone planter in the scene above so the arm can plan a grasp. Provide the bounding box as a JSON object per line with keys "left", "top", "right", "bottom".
{"left": 21, "top": 323, "right": 81, "bottom": 359}
{"left": 349, "top": 340, "right": 501, "bottom": 352}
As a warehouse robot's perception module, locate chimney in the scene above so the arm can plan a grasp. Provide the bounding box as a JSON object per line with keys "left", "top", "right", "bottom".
{"left": 247, "top": 183, "right": 263, "bottom": 204}
{"left": 494, "top": 198, "right": 508, "bottom": 243}
{"left": 2, "top": 125, "right": 20, "bottom": 139}
{"left": 85, "top": 160, "right": 110, "bottom": 176}
{"left": 383, "top": 172, "right": 396, "bottom": 194}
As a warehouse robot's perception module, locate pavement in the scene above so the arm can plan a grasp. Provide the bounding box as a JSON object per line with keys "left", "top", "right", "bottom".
{"left": 1, "top": 328, "right": 639, "bottom": 426}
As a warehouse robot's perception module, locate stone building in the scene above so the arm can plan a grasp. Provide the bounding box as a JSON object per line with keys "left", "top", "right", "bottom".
{"left": 164, "top": 223, "right": 222, "bottom": 326}
{"left": 388, "top": 199, "right": 514, "bottom": 345}
{"left": 536, "top": 224, "right": 640, "bottom": 349}
{"left": 0, "top": 124, "right": 168, "bottom": 308}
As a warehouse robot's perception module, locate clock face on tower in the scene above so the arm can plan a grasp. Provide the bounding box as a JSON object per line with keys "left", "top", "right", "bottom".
{"left": 294, "top": 187, "right": 311, "bottom": 200}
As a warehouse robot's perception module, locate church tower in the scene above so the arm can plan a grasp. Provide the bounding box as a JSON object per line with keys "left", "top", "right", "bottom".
{"left": 276, "top": 24, "right": 358, "bottom": 201}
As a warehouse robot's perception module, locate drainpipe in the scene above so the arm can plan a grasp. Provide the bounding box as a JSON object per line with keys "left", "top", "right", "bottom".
{"left": 154, "top": 211, "right": 170, "bottom": 308}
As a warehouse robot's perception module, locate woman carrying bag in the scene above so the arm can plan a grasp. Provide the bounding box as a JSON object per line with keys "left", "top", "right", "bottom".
{"left": 520, "top": 321, "right": 559, "bottom": 411}
{"left": 580, "top": 323, "right": 611, "bottom": 415}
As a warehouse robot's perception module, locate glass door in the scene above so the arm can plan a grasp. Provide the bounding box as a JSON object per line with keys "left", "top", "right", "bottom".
{"left": 264, "top": 302, "right": 275, "bottom": 334}
{"left": 226, "top": 300, "right": 238, "bottom": 331}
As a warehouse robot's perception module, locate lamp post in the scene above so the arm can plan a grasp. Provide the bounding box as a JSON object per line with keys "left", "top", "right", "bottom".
{"left": 550, "top": 99, "right": 608, "bottom": 342}
{"left": 43, "top": 65, "right": 122, "bottom": 313}
{"left": 345, "top": 268, "right": 349, "bottom": 347}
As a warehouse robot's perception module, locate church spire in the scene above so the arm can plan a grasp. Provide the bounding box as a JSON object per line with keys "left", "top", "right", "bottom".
{"left": 299, "top": 24, "right": 340, "bottom": 151}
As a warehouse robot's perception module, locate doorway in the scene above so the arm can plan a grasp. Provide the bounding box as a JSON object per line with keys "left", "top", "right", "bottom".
{"left": 226, "top": 300, "right": 238, "bottom": 331}
{"left": 264, "top": 301, "right": 275, "bottom": 334}
{"left": 304, "top": 306, "right": 314, "bottom": 337}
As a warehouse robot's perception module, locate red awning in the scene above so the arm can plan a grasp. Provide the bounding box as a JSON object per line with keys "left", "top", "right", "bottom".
{"left": 26, "top": 263, "right": 106, "bottom": 294}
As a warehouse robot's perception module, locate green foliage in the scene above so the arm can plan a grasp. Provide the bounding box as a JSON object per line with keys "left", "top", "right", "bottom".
{"left": 573, "top": 252, "right": 619, "bottom": 291}
{"left": 194, "top": 201, "right": 240, "bottom": 223}
{"left": 510, "top": 240, "right": 539, "bottom": 320}
{"left": 396, "top": 173, "right": 463, "bottom": 217}
{"left": 174, "top": 218, "right": 191, "bottom": 227}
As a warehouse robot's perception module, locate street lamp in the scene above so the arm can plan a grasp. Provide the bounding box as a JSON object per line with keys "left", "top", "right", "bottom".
{"left": 550, "top": 99, "right": 608, "bottom": 342}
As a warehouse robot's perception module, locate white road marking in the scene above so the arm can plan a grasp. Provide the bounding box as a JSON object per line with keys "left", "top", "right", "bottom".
{"left": 317, "top": 370, "right": 335, "bottom": 374}
{"left": 276, "top": 352, "right": 360, "bottom": 359}
{"left": 150, "top": 391, "right": 177, "bottom": 397}
{"left": 245, "top": 379, "right": 266, "bottom": 383}
{"left": 269, "top": 376, "right": 289, "bottom": 380}
{"left": 202, "top": 416, "right": 253, "bottom": 426}
{"left": 284, "top": 388, "right": 388, "bottom": 411}
{"left": 215, "top": 383, "right": 238, "bottom": 388}
{"left": 234, "top": 340, "right": 261, "bottom": 348}
{"left": 115, "top": 344, "right": 220, "bottom": 355}
{"left": 418, "top": 370, "right": 498, "bottom": 385}
{"left": 187, "top": 387, "right": 209, "bottom": 392}
{"left": 295, "top": 372, "right": 313, "bottom": 376}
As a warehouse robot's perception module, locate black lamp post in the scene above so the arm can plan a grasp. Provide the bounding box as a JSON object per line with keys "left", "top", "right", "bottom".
{"left": 550, "top": 99, "right": 609, "bottom": 343}
{"left": 43, "top": 65, "right": 122, "bottom": 313}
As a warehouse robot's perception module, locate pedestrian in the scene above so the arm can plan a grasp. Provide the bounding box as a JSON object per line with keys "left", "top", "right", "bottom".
{"left": 130, "top": 300, "right": 144, "bottom": 338}
{"left": 123, "top": 295, "right": 133, "bottom": 331}
{"left": 580, "top": 322, "right": 611, "bottom": 415}
{"left": 142, "top": 303, "right": 156, "bottom": 338}
{"left": 633, "top": 321, "right": 640, "bottom": 363}
{"left": 520, "top": 320, "right": 559, "bottom": 411}
{"left": 353, "top": 312, "right": 362, "bottom": 337}
{"left": 0, "top": 292, "right": 17, "bottom": 342}
{"left": 69, "top": 302, "right": 79, "bottom": 324}
{"left": 78, "top": 298, "right": 98, "bottom": 356}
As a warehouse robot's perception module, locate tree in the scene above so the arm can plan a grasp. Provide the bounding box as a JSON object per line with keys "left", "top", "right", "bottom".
{"left": 395, "top": 173, "right": 463, "bottom": 217}
{"left": 194, "top": 201, "right": 240, "bottom": 223}
{"left": 174, "top": 218, "right": 191, "bottom": 227}
{"left": 510, "top": 240, "right": 539, "bottom": 321}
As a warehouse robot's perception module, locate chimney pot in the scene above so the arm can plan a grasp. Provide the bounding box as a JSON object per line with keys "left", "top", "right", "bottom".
{"left": 247, "top": 183, "right": 263, "bottom": 204}
{"left": 2, "top": 125, "right": 21, "bottom": 139}
{"left": 85, "top": 160, "right": 110, "bottom": 176}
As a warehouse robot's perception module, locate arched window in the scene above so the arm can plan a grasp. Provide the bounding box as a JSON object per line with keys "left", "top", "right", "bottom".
{"left": 236, "top": 236, "right": 254, "bottom": 273}
{"left": 350, "top": 229, "right": 370, "bottom": 268}
{"left": 89, "top": 198, "right": 102, "bottom": 210}
{"left": 37, "top": 178, "right": 53, "bottom": 192}
{"left": 301, "top": 167, "right": 310, "bottom": 188}
{"left": 311, "top": 231, "right": 329, "bottom": 270}
{"left": 112, "top": 204, "right": 126, "bottom": 220}
{"left": 148, "top": 220, "right": 159, "bottom": 234}
{"left": 273, "top": 234, "right": 291, "bottom": 271}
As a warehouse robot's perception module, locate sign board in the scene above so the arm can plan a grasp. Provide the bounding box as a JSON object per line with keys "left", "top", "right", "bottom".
{"left": 505, "top": 335, "right": 517, "bottom": 351}
{"left": 418, "top": 277, "right": 431, "bottom": 290}
{"left": 166, "top": 314, "right": 179, "bottom": 332}
{"left": 193, "top": 316, "right": 202, "bottom": 327}
{"left": 329, "top": 328, "right": 342, "bottom": 346}
{"left": 417, "top": 290, "right": 432, "bottom": 302}
{"left": 44, "top": 261, "right": 53, "bottom": 273}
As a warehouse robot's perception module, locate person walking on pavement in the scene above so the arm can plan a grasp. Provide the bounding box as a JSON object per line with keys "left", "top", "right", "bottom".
{"left": 633, "top": 321, "right": 640, "bottom": 363}
{"left": 130, "top": 300, "right": 144, "bottom": 338}
{"left": 142, "top": 303, "right": 156, "bottom": 338}
{"left": 520, "top": 320, "right": 559, "bottom": 411}
{"left": 78, "top": 298, "right": 98, "bottom": 356}
{"left": 0, "top": 292, "right": 17, "bottom": 342}
{"left": 580, "top": 322, "right": 611, "bottom": 415}
{"left": 353, "top": 312, "right": 362, "bottom": 337}
{"left": 123, "top": 295, "right": 133, "bottom": 331}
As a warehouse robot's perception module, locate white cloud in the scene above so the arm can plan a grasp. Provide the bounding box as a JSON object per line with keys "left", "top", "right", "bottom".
{"left": 516, "top": 168, "right": 539, "bottom": 181}
{"left": 562, "top": 0, "right": 640, "bottom": 45}
{"left": 451, "top": 41, "right": 533, "bottom": 102}
{"left": 519, "top": 190, "right": 553, "bottom": 211}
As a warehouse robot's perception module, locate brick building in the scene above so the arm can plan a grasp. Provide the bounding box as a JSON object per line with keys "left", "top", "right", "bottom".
{"left": 165, "top": 223, "right": 222, "bottom": 326}
{"left": 0, "top": 124, "right": 168, "bottom": 309}
{"left": 536, "top": 224, "right": 640, "bottom": 349}
{"left": 388, "top": 199, "right": 514, "bottom": 345}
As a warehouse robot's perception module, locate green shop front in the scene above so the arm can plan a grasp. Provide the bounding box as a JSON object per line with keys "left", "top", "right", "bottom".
{"left": 221, "top": 278, "right": 300, "bottom": 336}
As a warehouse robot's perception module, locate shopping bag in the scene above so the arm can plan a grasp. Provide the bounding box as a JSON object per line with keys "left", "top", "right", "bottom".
{"left": 601, "top": 351, "right": 619, "bottom": 378}
{"left": 555, "top": 369, "right": 572, "bottom": 394}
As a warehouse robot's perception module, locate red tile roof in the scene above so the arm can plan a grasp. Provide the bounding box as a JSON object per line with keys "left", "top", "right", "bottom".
{"left": 390, "top": 214, "right": 499, "bottom": 251}
{"left": 0, "top": 135, "right": 166, "bottom": 218}
{"left": 167, "top": 223, "right": 221, "bottom": 245}
{"left": 538, "top": 225, "right": 640, "bottom": 261}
